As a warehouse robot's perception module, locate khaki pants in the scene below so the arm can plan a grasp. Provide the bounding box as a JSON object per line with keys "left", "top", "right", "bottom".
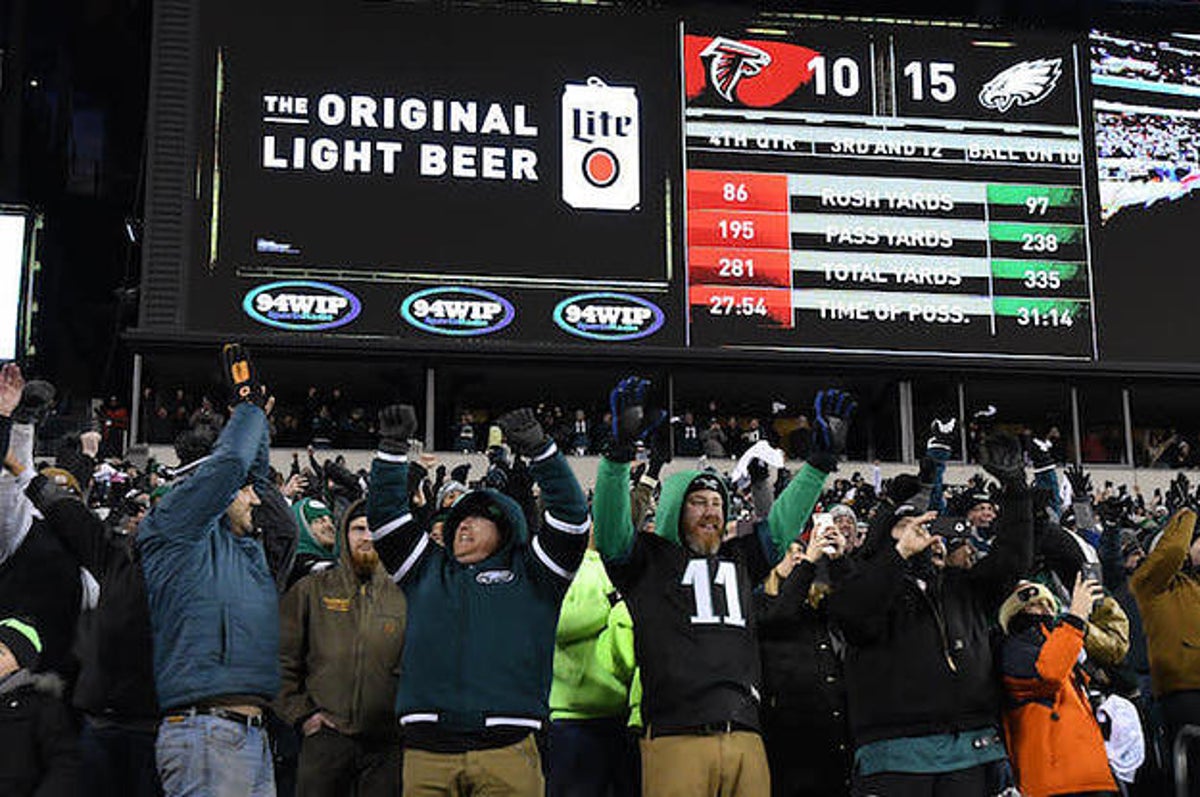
{"left": 641, "top": 731, "right": 770, "bottom": 797}
{"left": 403, "top": 734, "right": 544, "bottom": 796}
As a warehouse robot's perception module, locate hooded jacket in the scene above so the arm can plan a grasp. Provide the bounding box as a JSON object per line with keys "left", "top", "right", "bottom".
{"left": 592, "top": 458, "right": 830, "bottom": 733}
{"left": 1130, "top": 508, "right": 1200, "bottom": 696}
{"left": 1001, "top": 614, "right": 1117, "bottom": 797}
{"left": 138, "top": 404, "right": 280, "bottom": 711}
{"left": 0, "top": 669, "right": 78, "bottom": 797}
{"left": 366, "top": 442, "right": 590, "bottom": 742}
{"left": 549, "top": 548, "right": 629, "bottom": 721}
{"left": 287, "top": 497, "right": 340, "bottom": 588}
{"left": 277, "top": 499, "right": 406, "bottom": 739}
{"left": 828, "top": 484, "right": 1033, "bottom": 746}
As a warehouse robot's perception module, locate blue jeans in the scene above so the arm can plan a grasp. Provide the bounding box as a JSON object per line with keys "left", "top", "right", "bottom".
{"left": 156, "top": 714, "right": 275, "bottom": 797}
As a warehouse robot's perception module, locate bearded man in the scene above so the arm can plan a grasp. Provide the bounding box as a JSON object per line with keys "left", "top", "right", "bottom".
{"left": 276, "top": 500, "right": 407, "bottom": 797}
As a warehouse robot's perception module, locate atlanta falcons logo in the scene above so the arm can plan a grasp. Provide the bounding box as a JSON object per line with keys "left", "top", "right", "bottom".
{"left": 700, "top": 37, "right": 772, "bottom": 102}
{"left": 978, "top": 58, "right": 1063, "bottom": 113}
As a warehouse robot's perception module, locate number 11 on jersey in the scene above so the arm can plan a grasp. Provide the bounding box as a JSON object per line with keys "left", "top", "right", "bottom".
{"left": 682, "top": 559, "right": 746, "bottom": 627}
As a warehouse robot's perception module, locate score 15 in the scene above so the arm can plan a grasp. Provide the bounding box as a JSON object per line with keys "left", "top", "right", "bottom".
{"left": 902, "top": 61, "right": 958, "bottom": 102}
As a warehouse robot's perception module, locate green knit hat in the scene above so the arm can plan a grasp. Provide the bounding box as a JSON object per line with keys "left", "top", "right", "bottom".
{"left": 301, "top": 499, "right": 333, "bottom": 524}
{"left": 0, "top": 618, "right": 42, "bottom": 670}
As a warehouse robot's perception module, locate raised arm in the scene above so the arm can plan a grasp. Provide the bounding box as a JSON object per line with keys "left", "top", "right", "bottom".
{"left": 25, "top": 474, "right": 111, "bottom": 577}
{"left": 365, "top": 404, "right": 430, "bottom": 585}
{"left": 762, "top": 388, "right": 854, "bottom": 562}
{"left": 498, "top": 408, "right": 590, "bottom": 584}
{"left": 593, "top": 378, "right": 661, "bottom": 566}
{"left": 1131, "top": 508, "right": 1194, "bottom": 599}
{"left": 969, "top": 434, "right": 1034, "bottom": 608}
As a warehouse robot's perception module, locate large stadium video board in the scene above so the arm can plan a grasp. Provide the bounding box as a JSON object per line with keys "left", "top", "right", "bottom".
{"left": 1090, "top": 30, "right": 1200, "bottom": 365}
{"left": 184, "top": 0, "right": 681, "bottom": 348}
{"left": 684, "top": 25, "right": 1097, "bottom": 361}
{"left": 138, "top": 1, "right": 1200, "bottom": 371}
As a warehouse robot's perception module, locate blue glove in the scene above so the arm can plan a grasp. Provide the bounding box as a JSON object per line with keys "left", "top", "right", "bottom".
{"left": 809, "top": 389, "right": 855, "bottom": 472}
{"left": 608, "top": 377, "right": 665, "bottom": 463}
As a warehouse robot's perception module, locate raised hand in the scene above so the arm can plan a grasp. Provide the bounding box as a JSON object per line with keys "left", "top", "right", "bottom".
{"left": 978, "top": 432, "right": 1026, "bottom": 488}
{"left": 377, "top": 404, "right": 418, "bottom": 456}
{"left": 893, "top": 510, "right": 940, "bottom": 560}
{"left": 926, "top": 416, "right": 956, "bottom": 458}
{"left": 220, "top": 343, "right": 266, "bottom": 408}
{"left": 1064, "top": 463, "right": 1092, "bottom": 501}
{"left": 496, "top": 408, "right": 552, "bottom": 459}
{"left": 1029, "top": 437, "right": 1056, "bottom": 473}
{"left": 811, "top": 389, "right": 856, "bottom": 469}
{"left": 608, "top": 377, "right": 665, "bottom": 463}
{"left": 0, "top": 363, "right": 24, "bottom": 417}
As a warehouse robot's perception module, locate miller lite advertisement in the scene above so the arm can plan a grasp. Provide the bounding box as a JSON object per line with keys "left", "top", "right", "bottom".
{"left": 196, "top": 0, "right": 678, "bottom": 293}
{"left": 562, "top": 78, "right": 641, "bottom": 211}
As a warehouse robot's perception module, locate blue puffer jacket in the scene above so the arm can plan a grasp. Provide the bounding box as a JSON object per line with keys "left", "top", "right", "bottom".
{"left": 138, "top": 404, "right": 280, "bottom": 710}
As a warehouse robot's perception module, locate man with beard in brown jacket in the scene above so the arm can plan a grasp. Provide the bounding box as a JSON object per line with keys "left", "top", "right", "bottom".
{"left": 276, "top": 500, "right": 407, "bottom": 797}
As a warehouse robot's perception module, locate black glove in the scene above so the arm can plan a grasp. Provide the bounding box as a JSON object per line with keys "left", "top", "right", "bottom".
{"left": 608, "top": 377, "right": 665, "bottom": 463}
{"left": 497, "top": 408, "right": 552, "bottom": 459}
{"left": 377, "top": 404, "right": 417, "bottom": 456}
{"left": 809, "top": 389, "right": 856, "bottom": 472}
{"left": 1029, "top": 437, "right": 1056, "bottom": 473}
{"left": 220, "top": 343, "right": 265, "bottom": 408}
{"left": 926, "top": 416, "right": 956, "bottom": 459}
{"left": 1166, "top": 473, "right": 1192, "bottom": 514}
{"left": 450, "top": 464, "right": 471, "bottom": 485}
{"left": 647, "top": 423, "right": 672, "bottom": 480}
{"left": 747, "top": 458, "right": 769, "bottom": 483}
{"left": 1064, "top": 464, "right": 1092, "bottom": 501}
{"left": 978, "top": 432, "right": 1026, "bottom": 488}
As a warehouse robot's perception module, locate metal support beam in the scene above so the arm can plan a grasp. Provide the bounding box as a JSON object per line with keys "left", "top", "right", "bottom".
{"left": 1070, "top": 386, "right": 1082, "bottom": 466}
{"left": 899, "top": 380, "right": 915, "bottom": 464}
{"left": 424, "top": 366, "right": 435, "bottom": 452}
{"left": 1122, "top": 388, "right": 1135, "bottom": 468}
{"left": 957, "top": 382, "right": 968, "bottom": 464}
{"left": 130, "top": 353, "right": 143, "bottom": 445}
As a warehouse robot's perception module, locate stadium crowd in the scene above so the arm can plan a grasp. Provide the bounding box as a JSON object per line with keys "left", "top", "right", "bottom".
{"left": 0, "top": 345, "right": 1198, "bottom": 796}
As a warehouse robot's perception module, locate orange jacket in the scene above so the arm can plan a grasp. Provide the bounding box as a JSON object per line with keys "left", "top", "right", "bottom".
{"left": 1001, "top": 615, "right": 1117, "bottom": 797}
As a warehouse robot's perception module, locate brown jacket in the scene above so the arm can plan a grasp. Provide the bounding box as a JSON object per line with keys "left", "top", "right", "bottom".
{"left": 1130, "top": 509, "right": 1200, "bottom": 696}
{"left": 276, "top": 501, "right": 407, "bottom": 738}
{"left": 1084, "top": 595, "right": 1130, "bottom": 669}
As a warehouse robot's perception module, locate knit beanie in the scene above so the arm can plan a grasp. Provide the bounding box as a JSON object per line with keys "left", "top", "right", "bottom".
{"left": 302, "top": 499, "right": 333, "bottom": 525}
{"left": 998, "top": 580, "right": 1060, "bottom": 633}
{"left": 0, "top": 618, "right": 42, "bottom": 671}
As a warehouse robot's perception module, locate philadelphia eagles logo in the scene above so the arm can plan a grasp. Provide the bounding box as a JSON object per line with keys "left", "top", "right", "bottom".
{"left": 700, "top": 37, "right": 772, "bottom": 102}
{"left": 978, "top": 58, "right": 1063, "bottom": 113}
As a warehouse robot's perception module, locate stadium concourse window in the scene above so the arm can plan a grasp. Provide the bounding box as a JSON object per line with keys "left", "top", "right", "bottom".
{"left": 913, "top": 378, "right": 961, "bottom": 461}
{"left": 137, "top": 353, "right": 425, "bottom": 450}
{"left": 671, "top": 368, "right": 901, "bottom": 463}
{"left": 1129, "top": 385, "right": 1200, "bottom": 469}
{"left": 1076, "top": 383, "right": 1127, "bottom": 465}
{"left": 433, "top": 362, "right": 648, "bottom": 454}
{"left": 963, "top": 379, "right": 1072, "bottom": 464}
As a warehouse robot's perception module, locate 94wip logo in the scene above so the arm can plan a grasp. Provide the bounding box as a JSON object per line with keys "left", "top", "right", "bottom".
{"left": 978, "top": 58, "right": 1063, "bottom": 113}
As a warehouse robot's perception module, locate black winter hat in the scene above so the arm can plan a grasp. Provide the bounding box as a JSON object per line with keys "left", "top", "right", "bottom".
{"left": 0, "top": 618, "right": 41, "bottom": 671}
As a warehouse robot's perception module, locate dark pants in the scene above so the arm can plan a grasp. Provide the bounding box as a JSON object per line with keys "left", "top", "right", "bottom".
{"left": 297, "top": 728, "right": 401, "bottom": 797}
{"left": 852, "top": 764, "right": 988, "bottom": 797}
{"left": 79, "top": 717, "right": 162, "bottom": 797}
{"left": 545, "top": 717, "right": 639, "bottom": 797}
{"left": 1161, "top": 690, "right": 1200, "bottom": 796}
{"left": 763, "top": 721, "right": 849, "bottom": 797}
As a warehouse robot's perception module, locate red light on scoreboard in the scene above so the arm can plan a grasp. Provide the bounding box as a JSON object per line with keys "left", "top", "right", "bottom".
{"left": 687, "top": 247, "right": 791, "bottom": 288}
{"left": 688, "top": 285, "right": 794, "bottom": 328}
{"left": 687, "top": 209, "right": 790, "bottom": 250}
{"left": 687, "top": 170, "right": 789, "bottom": 212}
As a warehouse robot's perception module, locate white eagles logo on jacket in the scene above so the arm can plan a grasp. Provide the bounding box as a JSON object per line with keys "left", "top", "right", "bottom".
{"left": 978, "top": 58, "right": 1063, "bottom": 113}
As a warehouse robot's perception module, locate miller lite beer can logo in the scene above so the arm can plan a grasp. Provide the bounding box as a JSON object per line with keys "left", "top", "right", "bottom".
{"left": 561, "top": 77, "right": 640, "bottom": 211}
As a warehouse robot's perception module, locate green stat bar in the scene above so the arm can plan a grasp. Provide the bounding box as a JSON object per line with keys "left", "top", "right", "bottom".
{"left": 988, "top": 223, "right": 1085, "bottom": 244}
{"left": 986, "top": 184, "right": 1082, "bottom": 209}
{"left": 993, "top": 297, "right": 1089, "bottom": 318}
{"left": 990, "top": 260, "right": 1084, "bottom": 281}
